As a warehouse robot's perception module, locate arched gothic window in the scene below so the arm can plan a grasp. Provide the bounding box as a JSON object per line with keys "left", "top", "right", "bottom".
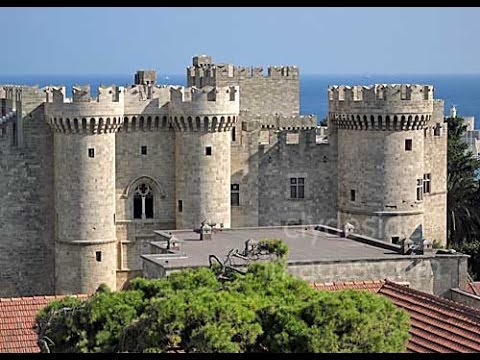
{"left": 133, "top": 183, "right": 154, "bottom": 219}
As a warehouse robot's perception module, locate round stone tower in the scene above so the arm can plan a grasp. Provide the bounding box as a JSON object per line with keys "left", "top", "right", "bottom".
{"left": 329, "top": 84, "right": 434, "bottom": 244}
{"left": 170, "top": 85, "right": 239, "bottom": 229}
{"left": 45, "top": 85, "right": 124, "bottom": 294}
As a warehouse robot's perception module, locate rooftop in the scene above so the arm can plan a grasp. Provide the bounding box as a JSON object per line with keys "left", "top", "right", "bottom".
{"left": 312, "top": 280, "right": 480, "bottom": 353}
{"left": 0, "top": 294, "right": 88, "bottom": 353}
{"left": 142, "top": 225, "right": 458, "bottom": 271}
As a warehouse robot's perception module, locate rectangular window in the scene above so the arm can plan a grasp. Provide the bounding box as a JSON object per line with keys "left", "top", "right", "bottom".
{"left": 416, "top": 179, "right": 423, "bottom": 201}
{"left": 405, "top": 139, "right": 413, "bottom": 151}
{"left": 178, "top": 200, "right": 183, "bottom": 212}
{"left": 350, "top": 189, "right": 356, "bottom": 202}
{"left": 231, "top": 184, "right": 240, "bottom": 206}
{"left": 423, "top": 173, "right": 431, "bottom": 194}
{"left": 290, "top": 177, "right": 305, "bottom": 199}
{"left": 391, "top": 236, "right": 400, "bottom": 245}
{"left": 434, "top": 124, "right": 441, "bottom": 137}
{"left": 141, "top": 145, "right": 147, "bottom": 155}
{"left": 96, "top": 251, "right": 102, "bottom": 262}
{"left": 232, "top": 127, "right": 236, "bottom": 142}
{"left": 206, "top": 146, "right": 212, "bottom": 156}
{"left": 88, "top": 148, "right": 95, "bottom": 158}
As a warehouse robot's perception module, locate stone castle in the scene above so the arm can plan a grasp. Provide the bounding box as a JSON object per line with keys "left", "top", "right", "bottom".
{"left": 0, "top": 55, "right": 447, "bottom": 297}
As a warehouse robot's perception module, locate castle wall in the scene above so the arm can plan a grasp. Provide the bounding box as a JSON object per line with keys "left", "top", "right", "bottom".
{"left": 337, "top": 129, "right": 425, "bottom": 242}
{"left": 258, "top": 130, "right": 337, "bottom": 226}
{"left": 175, "top": 130, "right": 231, "bottom": 229}
{"left": 331, "top": 85, "right": 435, "bottom": 244}
{"left": 423, "top": 100, "right": 447, "bottom": 245}
{"left": 0, "top": 88, "right": 55, "bottom": 297}
{"left": 115, "top": 128, "right": 176, "bottom": 272}
{"left": 230, "top": 121, "right": 260, "bottom": 227}
{"left": 53, "top": 132, "right": 117, "bottom": 294}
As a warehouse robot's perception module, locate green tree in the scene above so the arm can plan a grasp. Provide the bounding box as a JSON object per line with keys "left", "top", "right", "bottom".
{"left": 446, "top": 116, "right": 480, "bottom": 246}
{"left": 36, "top": 243, "right": 410, "bottom": 353}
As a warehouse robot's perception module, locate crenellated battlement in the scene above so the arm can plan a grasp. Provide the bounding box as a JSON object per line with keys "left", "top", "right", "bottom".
{"left": 328, "top": 84, "right": 435, "bottom": 126}
{"left": 258, "top": 114, "right": 317, "bottom": 130}
{"left": 188, "top": 63, "right": 299, "bottom": 81}
{"left": 169, "top": 85, "right": 239, "bottom": 122}
{"left": 328, "top": 84, "right": 433, "bottom": 103}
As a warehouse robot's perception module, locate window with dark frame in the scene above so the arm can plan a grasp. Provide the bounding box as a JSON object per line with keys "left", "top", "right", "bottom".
{"left": 423, "top": 173, "right": 431, "bottom": 194}
{"left": 290, "top": 177, "right": 305, "bottom": 199}
{"left": 405, "top": 139, "right": 413, "bottom": 151}
{"left": 206, "top": 146, "right": 212, "bottom": 156}
{"left": 88, "top": 148, "right": 95, "bottom": 158}
{"left": 133, "top": 183, "right": 154, "bottom": 219}
{"left": 231, "top": 184, "right": 240, "bottom": 206}
{"left": 416, "top": 178, "right": 423, "bottom": 201}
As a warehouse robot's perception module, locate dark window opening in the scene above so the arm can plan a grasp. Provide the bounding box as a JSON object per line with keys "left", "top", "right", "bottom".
{"left": 133, "top": 183, "right": 154, "bottom": 219}
{"left": 416, "top": 179, "right": 423, "bottom": 201}
{"left": 232, "top": 127, "right": 236, "bottom": 142}
{"left": 423, "top": 173, "right": 431, "bottom": 194}
{"left": 434, "top": 124, "right": 441, "bottom": 137}
{"left": 350, "top": 189, "right": 356, "bottom": 202}
{"left": 391, "top": 236, "right": 400, "bottom": 245}
{"left": 133, "top": 194, "right": 142, "bottom": 219}
{"left": 12, "top": 123, "right": 17, "bottom": 147}
{"left": 88, "top": 148, "right": 95, "bottom": 158}
{"left": 231, "top": 184, "right": 240, "bottom": 206}
{"left": 178, "top": 200, "right": 183, "bottom": 212}
{"left": 206, "top": 146, "right": 212, "bottom": 156}
{"left": 405, "top": 139, "right": 413, "bottom": 151}
{"left": 96, "top": 251, "right": 102, "bottom": 262}
{"left": 290, "top": 177, "right": 305, "bottom": 199}
{"left": 141, "top": 145, "right": 147, "bottom": 155}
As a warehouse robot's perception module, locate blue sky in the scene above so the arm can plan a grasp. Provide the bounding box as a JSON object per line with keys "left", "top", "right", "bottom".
{"left": 2, "top": 7, "right": 480, "bottom": 75}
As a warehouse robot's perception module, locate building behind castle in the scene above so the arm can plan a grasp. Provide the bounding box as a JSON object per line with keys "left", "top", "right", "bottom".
{"left": 0, "top": 55, "right": 447, "bottom": 297}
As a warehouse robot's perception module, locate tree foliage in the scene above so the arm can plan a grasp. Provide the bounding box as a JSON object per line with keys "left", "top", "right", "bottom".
{"left": 446, "top": 116, "right": 480, "bottom": 247}
{"left": 37, "top": 258, "right": 410, "bottom": 353}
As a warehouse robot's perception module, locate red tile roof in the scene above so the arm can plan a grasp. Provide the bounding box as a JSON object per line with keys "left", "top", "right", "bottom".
{"left": 312, "top": 280, "right": 480, "bottom": 353}
{"left": 464, "top": 282, "right": 480, "bottom": 296}
{"left": 0, "top": 295, "right": 88, "bottom": 353}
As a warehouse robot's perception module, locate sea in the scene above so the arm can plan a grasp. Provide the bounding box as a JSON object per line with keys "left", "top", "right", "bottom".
{"left": 1, "top": 73, "right": 479, "bottom": 129}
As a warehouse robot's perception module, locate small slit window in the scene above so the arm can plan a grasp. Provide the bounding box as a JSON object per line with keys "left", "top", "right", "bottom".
{"left": 231, "top": 184, "right": 240, "bottom": 206}
{"left": 405, "top": 139, "right": 413, "bottom": 151}
{"left": 88, "top": 148, "right": 95, "bottom": 158}
{"left": 141, "top": 145, "right": 147, "bottom": 155}
{"left": 416, "top": 179, "right": 423, "bottom": 201}
{"left": 350, "top": 189, "right": 356, "bottom": 202}
{"left": 96, "top": 251, "right": 102, "bottom": 262}
{"left": 434, "top": 124, "right": 441, "bottom": 137}
{"left": 423, "top": 174, "right": 431, "bottom": 194}
{"left": 232, "top": 127, "right": 236, "bottom": 142}
{"left": 178, "top": 200, "right": 183, "bottom": 212}
{"left": 206, "top": 146, "right": 212, "bottom": 156}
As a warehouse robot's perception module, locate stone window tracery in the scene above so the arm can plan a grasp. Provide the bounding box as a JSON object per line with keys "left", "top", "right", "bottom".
{"left": 133, "top": 183, "right": 154, "bottom": 219}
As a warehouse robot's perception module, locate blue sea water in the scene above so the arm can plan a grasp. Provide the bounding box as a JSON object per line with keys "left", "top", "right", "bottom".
{"left": 1, "top": 73, "right": 479, "bottom": 129}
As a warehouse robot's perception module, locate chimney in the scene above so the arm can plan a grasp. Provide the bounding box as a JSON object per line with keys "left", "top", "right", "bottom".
{"left": 401, "top": 238, "right": 414, "bottom": 255}
{"left": 421, "top": 239, "right": 434, "bottom": 255}
{"left": 343, "top": 223, "right": 355, "bottom": 237}
{"left": 200, "top": 221, "right": 212, "bottom": 241}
